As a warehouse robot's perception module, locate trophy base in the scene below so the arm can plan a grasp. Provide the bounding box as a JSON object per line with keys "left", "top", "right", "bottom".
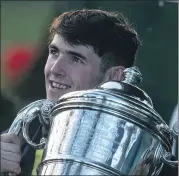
{"left": 37, "top": 157, "right": 121, "bottom": 176}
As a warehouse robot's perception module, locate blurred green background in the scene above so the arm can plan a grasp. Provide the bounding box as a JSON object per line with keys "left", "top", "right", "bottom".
{"left": 1, "top": 1, "right": 178, "bottom": 130}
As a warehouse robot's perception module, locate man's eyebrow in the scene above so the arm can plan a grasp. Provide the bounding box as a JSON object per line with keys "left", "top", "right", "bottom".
{"left": 48, "top": 44, "right": 58, "bottom": 50}
{"left": 48, "top": 44, "right": 87, "bottom": 61}
{"left": 66, "top": 51, "right": 87, "bottom": 61}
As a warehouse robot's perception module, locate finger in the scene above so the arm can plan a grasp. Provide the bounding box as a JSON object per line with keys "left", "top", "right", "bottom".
{"left": 1, "top": 142, "right": 21, "bottom": 154}
{"left": 9, "top": 173, "right": 18, "bottom": 176}
{"left": 1, "top": 133, "right": 21, "bottom": 146}
{"left": 1, "top": 150, "right": 21, "bottom": 163}
{"left": 8, "top": 173, "right": 17, "bottom": 176}
{"left": 1, "top": 159, "right": 21, "bottom": 175}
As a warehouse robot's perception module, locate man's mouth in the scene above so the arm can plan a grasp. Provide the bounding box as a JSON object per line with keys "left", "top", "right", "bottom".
{"left": 50, "top": 81, "right": 71, "bottom": 90}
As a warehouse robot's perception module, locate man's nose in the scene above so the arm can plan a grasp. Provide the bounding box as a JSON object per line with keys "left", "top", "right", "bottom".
{"left": 50, "top": 57, "right": 66, "bottom": 76}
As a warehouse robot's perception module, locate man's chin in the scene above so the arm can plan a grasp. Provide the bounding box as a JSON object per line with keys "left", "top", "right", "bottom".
{"left": 47, "top": 91, "right": 71, "bottom": 102}
{"left": 47, "top": 94, "right": 62, "bottom": 102}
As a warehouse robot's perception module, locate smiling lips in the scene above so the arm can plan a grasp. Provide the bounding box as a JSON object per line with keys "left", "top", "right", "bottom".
{"left": 50, "top": 81, "right": 71, "bottom": 90}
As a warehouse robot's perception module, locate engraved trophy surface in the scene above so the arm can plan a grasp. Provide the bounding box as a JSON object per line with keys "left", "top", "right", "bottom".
{"left": 35, "top": 67, "right": 177, "bottom": 176}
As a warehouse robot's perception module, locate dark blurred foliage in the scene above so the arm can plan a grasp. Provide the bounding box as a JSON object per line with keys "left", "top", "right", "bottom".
{"left": 0, "top": 93, "right": 16, "bottom": 131}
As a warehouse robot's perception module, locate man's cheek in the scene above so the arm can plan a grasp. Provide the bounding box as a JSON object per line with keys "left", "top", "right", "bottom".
{"left": 44, "top": 64, "right": 48, "bottom": 74}
{"left": 44, "top": 63, "right": 51, "bottom": 77}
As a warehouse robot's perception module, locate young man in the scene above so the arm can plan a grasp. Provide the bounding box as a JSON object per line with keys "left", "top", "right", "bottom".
{"left": 1, "top": 9, "right": 141, "bottom": 175}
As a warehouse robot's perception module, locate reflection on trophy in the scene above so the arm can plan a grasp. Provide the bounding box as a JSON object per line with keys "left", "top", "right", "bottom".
{"left": 9, "top": 67, "right": 178, "bottom": 175}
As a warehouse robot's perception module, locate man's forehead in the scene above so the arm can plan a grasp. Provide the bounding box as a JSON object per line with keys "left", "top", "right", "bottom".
{"left": 50, "top": 34, "right": 95, "bottom": 56}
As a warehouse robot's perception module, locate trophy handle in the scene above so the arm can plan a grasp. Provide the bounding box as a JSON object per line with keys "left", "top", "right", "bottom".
{"left": 22, "top": 100, "right": 56, "bottom": 149}
{"left": 9, "top": 99, "right": 56, "bottom": 149}
{"left": 8, "top": 100, "right": 44, "bottom": 135}
{"left": 161, "top": 152, "right": 178, "bottom": 168}
{"left": 160, "top": 121, "right": 178, "bottom": 168}
{"left": 22, "top": 106, "right": 46, "bottom": 149}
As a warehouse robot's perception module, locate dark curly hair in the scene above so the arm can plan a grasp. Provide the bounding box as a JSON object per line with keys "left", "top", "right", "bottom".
{"left": 49, "top": 9, "right": 141, "bottom": 72}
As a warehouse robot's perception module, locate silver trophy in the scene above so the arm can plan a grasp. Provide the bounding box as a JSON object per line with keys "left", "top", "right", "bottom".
{"left": 8, "top": 67, "right": 178, "bottom": 175}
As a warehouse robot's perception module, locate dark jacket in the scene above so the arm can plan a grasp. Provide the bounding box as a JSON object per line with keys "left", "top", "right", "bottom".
{"left": 20, "top": 118, "right": 43, "bottom": 176}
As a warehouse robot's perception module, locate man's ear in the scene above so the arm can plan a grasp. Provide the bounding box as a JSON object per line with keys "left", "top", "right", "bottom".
{"left": 102, "top": 66, "right": 125, "bottom": 82}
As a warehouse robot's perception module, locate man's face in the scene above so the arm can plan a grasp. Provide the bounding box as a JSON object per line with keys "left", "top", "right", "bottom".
{"left": 44, "top": 34, "right": 103, "bottom": 102}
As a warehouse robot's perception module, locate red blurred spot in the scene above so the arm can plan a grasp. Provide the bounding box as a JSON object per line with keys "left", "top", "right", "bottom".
{"left": 4, "top": 46, "right": 35, "bottom": 80}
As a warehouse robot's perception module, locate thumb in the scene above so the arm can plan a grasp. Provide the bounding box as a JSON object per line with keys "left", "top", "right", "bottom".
{"left": 1, "top": 133, "right": 21, "bottom": 146}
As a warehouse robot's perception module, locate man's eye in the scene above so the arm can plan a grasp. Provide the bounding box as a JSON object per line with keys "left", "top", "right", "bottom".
{"left": 49, "top": 49, "right": 58, "bottom": 56}
{"left": 72, "top": 56, "right": 83, "bottom": 64}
